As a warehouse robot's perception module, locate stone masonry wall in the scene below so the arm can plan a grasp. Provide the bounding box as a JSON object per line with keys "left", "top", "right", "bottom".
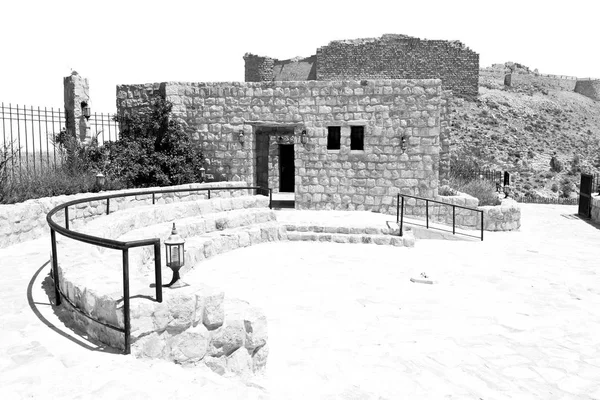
{"left": 116, "top": 79, "right": 445, "bottom": 214}
{"left": 316, "top": 34, "right": 479, "bottom": 98}
{"left": 575, "top": 79, "right": 600, "bottom": 101}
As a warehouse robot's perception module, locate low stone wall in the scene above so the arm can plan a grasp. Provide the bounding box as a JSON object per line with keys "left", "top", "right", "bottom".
{"left": 425, "top": 192, "right": 520, "bottom": 231}
{"left": 591, "top": 195, "right": 600, "bottom": 223}
{"left": 480, "top": 198, "right": 521, "bottom": 231}
{"left": 0, "top": 182, "right": 252, "bottom": 249}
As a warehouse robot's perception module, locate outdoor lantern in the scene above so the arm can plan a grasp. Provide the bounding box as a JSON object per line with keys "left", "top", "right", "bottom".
{"left": 400, "top": 135, "right": 407, "bottom": 154}
{"left": 164, "top": 223, "right": 186, "bottom": 288}
{"left": 95, "top": 172, "right": 105, "bottom": 190}
{"left": 301, "top": 129, "right": 308, "bottom": 145}
{"left": 199, "top": 167, "right": 206, "bottom": 183}
{"left": 239, "top": 130, "right": 245, "bottom": 144}
{"left": 82, "top": 102, "right": 91, "bottom": 120}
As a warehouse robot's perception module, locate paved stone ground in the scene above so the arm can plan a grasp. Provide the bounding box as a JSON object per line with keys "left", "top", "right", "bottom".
{"left": 1, "top": 204, "right": 600, "bottom": 399}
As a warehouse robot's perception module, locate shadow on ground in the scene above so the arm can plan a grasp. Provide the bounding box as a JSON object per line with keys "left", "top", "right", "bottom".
{"left": 27, "top": 261, "right": 121, "bottom": 355}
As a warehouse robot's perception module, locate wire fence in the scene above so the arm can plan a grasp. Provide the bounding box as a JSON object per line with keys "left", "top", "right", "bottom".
{"left": 513, "top": 195, "right": 578, "bottom": 205}
{"left": 1, "top": 102, "right": 119, "bottom": 181}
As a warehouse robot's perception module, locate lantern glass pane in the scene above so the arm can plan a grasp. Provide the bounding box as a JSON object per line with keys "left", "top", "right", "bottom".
{"left": 172, "top": 246, "right": 180, "bottom": 265}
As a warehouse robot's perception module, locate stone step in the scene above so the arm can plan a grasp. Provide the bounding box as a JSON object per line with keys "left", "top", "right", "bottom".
{"left": 283, "top": 222, "right": 398, "bottom": 236}
{"left": 285, "top": 230, "right": 414, "bottom": 247}
{"left": 123, "top": 209, "right": 277, "bottom": 270}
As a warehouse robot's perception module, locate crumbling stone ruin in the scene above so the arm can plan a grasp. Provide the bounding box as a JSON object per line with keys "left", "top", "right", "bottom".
{"left": 244, "top": 34, "right": 480, "bottom": 99}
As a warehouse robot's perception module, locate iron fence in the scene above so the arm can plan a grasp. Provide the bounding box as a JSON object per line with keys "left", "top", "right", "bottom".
{"left": 449, "top": 166, "right": 503, "bottom": 183}
{"left": 514, "top": 195, "right": 578, "bottom": 205}
{"left": 1, "top": 102, "right": 120, "bottom": 181}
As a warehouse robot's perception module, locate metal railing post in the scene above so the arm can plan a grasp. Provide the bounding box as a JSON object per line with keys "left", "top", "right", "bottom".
{"left": 400, "top": 196, "right": 404, "bottom": 237}
{"left": 154, "top": 242, "right": 162, "bottom": 303}
{"left": 50, "top": 228, "right": 61, "bottom": 306}
{"left": 64, "top": 207, "right": 69, "bottom": 230}
{"left": 396, "top": 194, "right": 400, "bottom": 223}
{"left": 269, "top": 188, "right": 272, "bottom": 209}
{"left": 425, "top": 199, "right": 429, "bottom": 229}
{"left": 208, "top": 189, "right": 211, "bottom": 200}
{"left": 481, "top": 211, "right": 484, "bottom": 241}
{"left": 152, "top": 193, "right": 155, "bottom": 205}
{"left": 452, "top": 206, "right": 456, "bottom": 235}
{"left": 106, "top": 198, "right": 110, "bottom": 215}
{"left": 122, "top": 248, "right": 131, "bottom": 354}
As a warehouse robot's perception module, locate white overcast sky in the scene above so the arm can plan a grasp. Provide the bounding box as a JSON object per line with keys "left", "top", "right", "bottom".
{"left": 1, "top": 0, "right": 598, "bottom": 112}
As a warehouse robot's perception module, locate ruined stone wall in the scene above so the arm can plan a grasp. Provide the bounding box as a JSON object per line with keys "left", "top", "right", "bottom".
{"left": 243, "top": 54, "right": 274, "bottom": 82}
{"left": 316, "top": 35, "right": 479, "bottom": 98}
{"left": 117, "top": 79, "right": 445, "bottom": 214}
{"left": 575, "top": 79, "right": 600, "bottom": 101}
{"left": 273, "top": 56, "right": 316, "bottom": 81}
{"left": 504, "top": 73, "right": 577, "bottom": 91}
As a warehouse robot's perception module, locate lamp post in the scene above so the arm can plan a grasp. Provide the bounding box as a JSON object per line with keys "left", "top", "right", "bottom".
{"left": 164, "top": 223, "right": 187, "bottom": 288}
{"left": 95, "top": 172, "right": 105, "bottom": 191}
{"left": 199, "top": 167, "right": 206, "bottom": 183}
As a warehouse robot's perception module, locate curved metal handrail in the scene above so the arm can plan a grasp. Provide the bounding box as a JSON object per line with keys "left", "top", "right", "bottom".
{"left": 47, "top": 184, "right": 272, "bottom": 354}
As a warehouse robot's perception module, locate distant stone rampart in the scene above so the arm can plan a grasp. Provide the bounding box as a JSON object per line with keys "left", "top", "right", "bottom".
{"left": 504, "top": 73, "right": 577, "bottom": 91}
{"left": 575, "top": 79, "right": 600, "bottom": 101}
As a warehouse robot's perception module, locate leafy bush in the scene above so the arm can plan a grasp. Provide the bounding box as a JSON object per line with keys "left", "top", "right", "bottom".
{"left": 448, "top": 175, "right": 501, "bottom": 206}
{"left": 439, "top": 185, "right": 457, "bottom": 196}
{"left": 551, "top": 183, "right": 559, "bottom": 193}
{"left": 560, "top": 179, "right": 574, "bottom": 198}
{"left": 550, "top": 155, "right": 563, "bottom": 173}
{"left": 106, "top": 99, "right": 205, "bottom": 188}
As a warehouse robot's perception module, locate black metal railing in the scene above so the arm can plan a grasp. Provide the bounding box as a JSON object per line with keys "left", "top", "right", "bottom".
{"left": 47, "top": 185, "right": 272, "bottom": 354}
{"left": 1, "top": 102, "right": 120, "bottom": 181}
{"left": 396, "top": 193, "right": 484, "bottom": 241}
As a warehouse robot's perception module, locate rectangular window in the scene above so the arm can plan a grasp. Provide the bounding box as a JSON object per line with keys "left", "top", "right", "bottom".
{"left": 350, "top": 126, "right": 364, "bottom": 150}
{"left": 327, "top": 126, "right": 341, "bottom": 150}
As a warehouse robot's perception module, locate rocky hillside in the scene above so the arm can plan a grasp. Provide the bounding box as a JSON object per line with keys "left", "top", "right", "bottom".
{"left": 450, "top": 65, "right": 600, "bottom": 199}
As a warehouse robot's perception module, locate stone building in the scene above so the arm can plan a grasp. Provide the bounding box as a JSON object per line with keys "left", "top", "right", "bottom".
{"left": 116, "top": 34, "right": 477, "bottom": 213}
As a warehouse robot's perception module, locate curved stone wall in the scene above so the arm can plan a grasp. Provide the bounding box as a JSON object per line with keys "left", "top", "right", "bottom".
{"left": 0, "top": 182, "right": 250, "bottom": 249}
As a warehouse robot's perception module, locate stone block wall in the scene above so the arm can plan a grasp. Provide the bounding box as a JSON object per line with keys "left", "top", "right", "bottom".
{"left": 116, "top": 82, "right": 166, "bottom": 114}
{"left": 316, "top": 34, "right": 479, "bottom": 98}
{"left": 591, "top": 195, "right": 600, "bottom": 223}
{"left": 116, "top": 79, "right": 446, "bottom": 214}
{"left": 504, "top": 73, "right": 577, "bottom": 91}
{"left": 575, "top": 79, "right": 600, "bottom": 101}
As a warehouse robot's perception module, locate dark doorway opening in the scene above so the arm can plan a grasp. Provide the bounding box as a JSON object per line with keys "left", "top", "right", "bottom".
{"left": 279, "top": 144, "right": 295, "bottom": 192}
